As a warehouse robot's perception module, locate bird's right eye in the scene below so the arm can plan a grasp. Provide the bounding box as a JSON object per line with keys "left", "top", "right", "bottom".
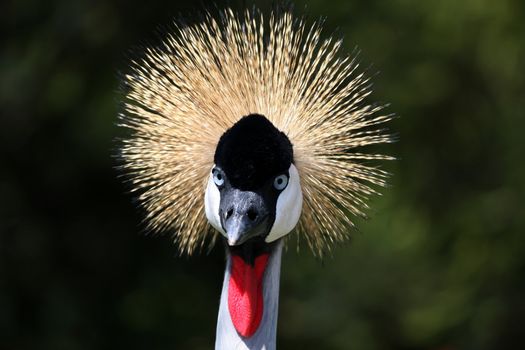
{"left": 212, "top": 169, "right": 225, "bottom": 187}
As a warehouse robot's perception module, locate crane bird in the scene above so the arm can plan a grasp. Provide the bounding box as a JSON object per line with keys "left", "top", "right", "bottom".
{"left": 119, "top": 6, "right": 393, "bottom": 350}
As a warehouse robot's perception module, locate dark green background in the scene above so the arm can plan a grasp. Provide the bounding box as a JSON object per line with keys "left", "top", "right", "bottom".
{"left": 2, "top": 0, "right": 524, "bottom": 349}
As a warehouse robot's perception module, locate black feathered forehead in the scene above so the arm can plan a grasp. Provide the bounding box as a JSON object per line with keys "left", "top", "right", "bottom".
{"left": 214, "top": 114, "right": 293, "bottom": 190}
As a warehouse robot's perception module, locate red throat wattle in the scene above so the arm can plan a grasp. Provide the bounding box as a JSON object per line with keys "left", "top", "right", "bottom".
{"left": 228, "top": 253, "right": 270, "bottom": 338}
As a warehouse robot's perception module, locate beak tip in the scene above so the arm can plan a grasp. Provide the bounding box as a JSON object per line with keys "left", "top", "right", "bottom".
{"left": 226, "top": 232, "right": 241, "bottom": 246}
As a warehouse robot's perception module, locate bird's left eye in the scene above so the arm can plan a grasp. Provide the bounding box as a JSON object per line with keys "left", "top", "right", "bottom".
{"left": 273, "top": 174, "right": 288, "bottom": 190}
{"left": 213, "top": 169, "right": 225, "bottom": 187}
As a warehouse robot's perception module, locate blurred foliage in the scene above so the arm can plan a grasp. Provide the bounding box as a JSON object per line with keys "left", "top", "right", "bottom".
{"left": 1, "top": 0, "right": 524, "bottom": 349}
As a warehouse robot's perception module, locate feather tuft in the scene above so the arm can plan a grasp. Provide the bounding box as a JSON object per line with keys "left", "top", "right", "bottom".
{"left": 119, "top": 8, "right": 394, "bottom": 256}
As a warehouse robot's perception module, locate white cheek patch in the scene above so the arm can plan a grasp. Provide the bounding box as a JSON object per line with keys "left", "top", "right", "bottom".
{"left": 205, "top": 168, "right": 226, "bottom": 235}
{"left": 266, "top": 164, "right": 303, "bottom": 242}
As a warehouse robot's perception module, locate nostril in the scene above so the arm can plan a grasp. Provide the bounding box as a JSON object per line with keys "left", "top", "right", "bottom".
{"left": 247, "top": 209, "right": 258, "bottom": 221}
{"left": 225, "top": 208, "right": 233, "bottom": 220}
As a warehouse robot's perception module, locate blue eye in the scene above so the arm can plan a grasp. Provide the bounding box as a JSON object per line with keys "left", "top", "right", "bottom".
{"left": 273, "top": 174, "right": 288, "bottom": 190}
{"left": 213, "top": 169, "right": 225, "bottom": 186}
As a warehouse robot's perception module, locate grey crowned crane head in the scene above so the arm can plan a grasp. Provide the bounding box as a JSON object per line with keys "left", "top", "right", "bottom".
{"left": 119, "top": 7, "right": 394, "bottom": 256}
{"left": 205, "top": 114, "right": 302, "bottom": 248}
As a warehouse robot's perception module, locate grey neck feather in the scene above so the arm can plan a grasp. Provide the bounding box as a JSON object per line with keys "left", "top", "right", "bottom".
{"left": 215, "top": 240, "right": 283, "bottom": 350}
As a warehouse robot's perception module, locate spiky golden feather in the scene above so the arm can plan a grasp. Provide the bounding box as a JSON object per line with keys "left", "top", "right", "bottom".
{"left": 119, "top": 8, "right": 394, "bottom": 256}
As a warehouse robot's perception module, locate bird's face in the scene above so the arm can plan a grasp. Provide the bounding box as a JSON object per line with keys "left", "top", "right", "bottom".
{"left": 205, "top": 114, "right": 303, "bottom": 247}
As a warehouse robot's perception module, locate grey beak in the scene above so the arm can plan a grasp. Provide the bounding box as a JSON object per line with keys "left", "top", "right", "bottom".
{"left": 220, "top": 188, "right": 271, "bottom": 246}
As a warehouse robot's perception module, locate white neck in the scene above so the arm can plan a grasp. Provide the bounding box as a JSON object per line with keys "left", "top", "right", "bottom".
{"left": 215, "top": 240, "right": 283, "bottom": 350}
